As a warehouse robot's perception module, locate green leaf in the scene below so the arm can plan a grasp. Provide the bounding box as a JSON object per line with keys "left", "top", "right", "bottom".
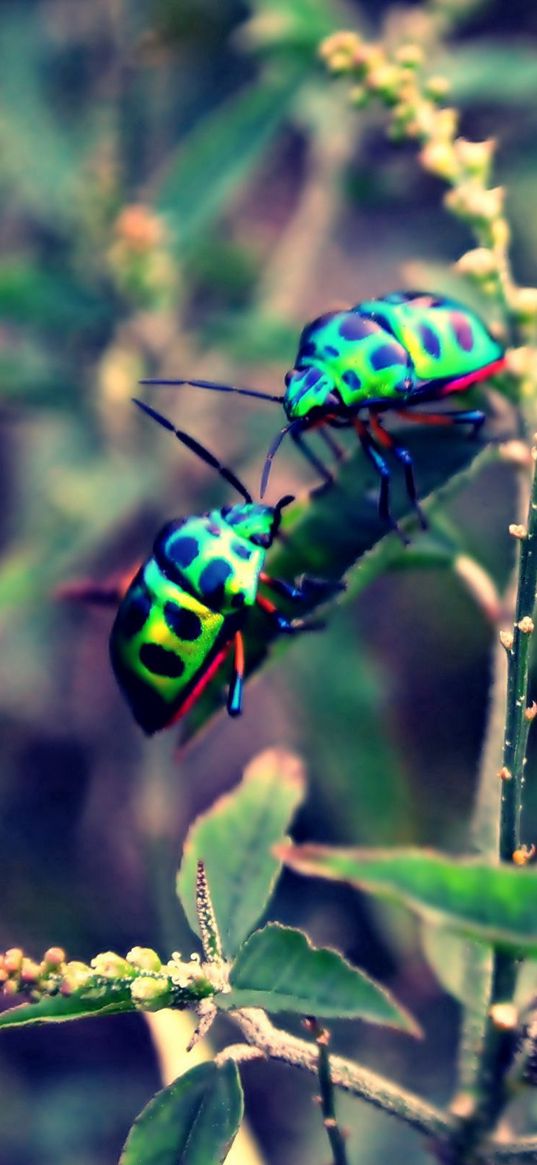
{"left": 0, "top": 984, "right": 134, "bottom": 1029}
{"left": 155, "top": 71, "right": 305, "bottom": 249}
{"left": 223, "top": 924, "right": 418, "bottom": 1031}
{"left": 242, "top": 0, "right": 341, "bottom": 58}
{"left": 120, "top": 1061, "right": 243, "bottom": 1165}
{"left": 442, "top": 45, "right": 537, "bottom": 105}
{"left": 177, "top": 750, "right": 305, "bottom": 958}
{"left": 277, "top": 845, "right": 537, "bottom": 954}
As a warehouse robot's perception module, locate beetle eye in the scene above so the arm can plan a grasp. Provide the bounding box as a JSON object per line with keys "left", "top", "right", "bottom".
{"left": 284, "top": 370, "right": 293, "bottom": 387}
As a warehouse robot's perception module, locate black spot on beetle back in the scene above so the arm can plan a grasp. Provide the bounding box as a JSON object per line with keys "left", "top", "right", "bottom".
{"left": 418, "top": 323, "right": 441, "bottom": 359}
{"left": 199, "top": 559, "right": 233, "bottom": 608}
{"left": 338, "top": 315, "right": 380, "bottom": 341}
{"left": 163, "top": 603, "right": 203, "bottom": 641}
{"left": 342, "top": 369, "right": 362, "bottom": 391}
{"left": 370, "top": 342, "right": 406, "bottom": 371}
{"left": 451, "top": 312, "right": 474, "bottom": 352}
{"left": 140, "top": 643, "right": 186, "bottom": 678}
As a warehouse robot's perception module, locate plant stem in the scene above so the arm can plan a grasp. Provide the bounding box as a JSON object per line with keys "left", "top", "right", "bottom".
{"left": 453, "top": 436, "right": 537, "bottom": 1154}
{"left": 231, "top": 1008, "right": 452, "bottom": 1140}
{"left": 305, "top": 1019, "right": 350, "bottom": 1165}
{"left": 488, "top": 1137, "right": 537, "bottom": 1161}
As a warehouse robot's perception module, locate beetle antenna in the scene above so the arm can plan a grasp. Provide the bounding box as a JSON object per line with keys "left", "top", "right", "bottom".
{"left": 132, "top": 399, "right": 253, "bottom": 504}
{"left": 140, "top": 376, "right": 284, "bottom": 405}
{"left": 260, "top": 421, "right": 302, "bottom": 499}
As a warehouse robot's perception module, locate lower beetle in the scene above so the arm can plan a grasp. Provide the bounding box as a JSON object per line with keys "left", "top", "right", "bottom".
{"left": 110, "top": 400, "right": 337, "bottom": 734}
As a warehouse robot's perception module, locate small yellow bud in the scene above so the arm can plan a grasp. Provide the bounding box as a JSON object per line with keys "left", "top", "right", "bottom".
{"left": 445, "top": 184, "right": 504, "bottom": 224}
{"left": 489, "top": 1002, "right": 518, "bottom": 1029}
{"left": 126, "top": 947, "right": 162, "bottom": 973}
{"left": 424, "top": 75, "right": 451, "bottom": 101}
{"left": 4, "top": 949, "right": 23, "bottom": 974}
{"left": 43, "top": 947, "right": 66, "bottom": 969}
{"left": 20, "top": 959, "right": 40, "bottom": 984}
{"left": 525, "top": 702, "right": 537, "bottom": 722}
{"left": 517, "top": 616, "right": 534, "bottom": 635}
{"left": 498, "top": 766, "right": 512, "bottom": 781}
{"left": 505, "top": 346, "right": 534, "bottom": 378}
{"left": 513, "top": 844, "right": 536, "bottom": 866}
{"left": 454, "top": 138, "right": 495, "bottom": 182}
{"left": 511, "top": 288, "right": 537, "bottom": 324}
{"left": 450, "top": 1092, "right": 476, "bottom": 1119}
{"left": 318, "top": 31, "right": 363, "bottom": 74}
{"left": 419, "top": 141, "right": 458, "bottom": 181}
{"left": 456, "top": 248, "right": 497, "bottom": 281}
{"left": 355, "top": 44, "right": 386, "bottom": 73}
{"left": 130, "top": 975, "right": 173, "bottom": 1012}
{"left": 499, "top": 630, "right": 514, "bottom": 650}
{"left": 91, "top": 952, "right": 133, "bottom": 979}
{"left": 394, "top": 44, "right": 424, "bottom": 69}
{"left": 366, "top": 64, "right": 401, "bottom": 101}
{"left": 432, "top": 107, "right": 458, "bottom": 142}
{"left": 60, "top": 962, "right": 93, "bottom": 995}
{"left": 509, "top": 523, "right": 528, "bottom": 539}
{"left": 114, "top": 204, "right": 164, "bottom": 252}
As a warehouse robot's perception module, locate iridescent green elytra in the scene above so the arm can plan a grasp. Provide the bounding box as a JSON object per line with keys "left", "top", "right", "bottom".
{"left": 284, "top": 290, "right": 504, "bottom": 418}
{"left": 111, "top": 504, "right": 279, "bottom": 735}
{"left": 110, "top": 402, "right": 335, "bottom": 733}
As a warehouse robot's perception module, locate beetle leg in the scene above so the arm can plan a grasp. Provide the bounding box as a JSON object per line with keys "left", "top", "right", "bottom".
{"left": 227, "top": 631, "right": 245, "bottom": 717}
{"left": 369, "top": 414, "right": 427, "bottom": 530}
{"left": 396, "top": 407, "right": 486, "bottom": 438}
{"left": 319, "top": 426, "right": 346, "bottom": 463}
{"left": 256, "top": 593, "right": 325, "bottom": 633}
{"left": 260, "top": 572, "right": 344, "bottom": 603}
{"left": 353, "top": 420, "right": 409, "bottom": 544}
{"left": 290, "top": 427, "right": 334, "bottom": 487}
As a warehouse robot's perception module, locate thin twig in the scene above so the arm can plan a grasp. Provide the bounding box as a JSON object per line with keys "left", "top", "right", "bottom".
{"left": 452, "top": 438, "right": 537, "bottom": 1156}
{"left": 304, "top": 1019, "right": 350, "bottom": 1165}
{"left": 230, "top": 1008, "right": 452, "bottom": 1140}
{"left": 488, "top": 1138, "right": 537, "bottom": 1162}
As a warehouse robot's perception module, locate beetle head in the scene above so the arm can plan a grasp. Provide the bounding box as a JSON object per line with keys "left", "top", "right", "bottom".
{"left": 222, "top": 498, "right": 293, "bottom": 548}
{"left": 283, "top": 366, "right": 339, "bottom": 422}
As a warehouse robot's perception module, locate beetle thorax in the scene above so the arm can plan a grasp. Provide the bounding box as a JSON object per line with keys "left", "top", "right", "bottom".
{"left": 222, "top": 503, "right": 278, "bottom": 548}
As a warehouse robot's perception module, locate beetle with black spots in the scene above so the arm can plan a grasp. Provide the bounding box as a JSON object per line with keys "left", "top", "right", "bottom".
{"left": 109, "top": 401, "right": 341, "bottom": 734}
{"left": 141, "top": 290, "right": 505, "bottom": 540}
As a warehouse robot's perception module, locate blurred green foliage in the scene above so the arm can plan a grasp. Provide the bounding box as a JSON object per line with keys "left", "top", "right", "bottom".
{"left": 1, "top": 0, "right": 537, "bottom": 1162}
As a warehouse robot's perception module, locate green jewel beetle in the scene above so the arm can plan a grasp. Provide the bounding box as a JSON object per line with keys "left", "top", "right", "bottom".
{"left": 109, "top": 400, "right": 339, "bottom": 734}
{"left": 141, "top": 290, "right": 505, "bottom": 537}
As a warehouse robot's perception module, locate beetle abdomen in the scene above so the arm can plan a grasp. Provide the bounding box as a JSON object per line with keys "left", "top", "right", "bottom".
{"left": 358, "top": 291, "right": 503, "bottom": 387}
{"left": 110, "top": 558, "right": 229, "bottom": 734}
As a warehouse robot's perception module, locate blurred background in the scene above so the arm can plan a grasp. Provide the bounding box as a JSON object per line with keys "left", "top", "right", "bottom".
{"left": 2, "top": 0, "right": 537, "bottom": 1162}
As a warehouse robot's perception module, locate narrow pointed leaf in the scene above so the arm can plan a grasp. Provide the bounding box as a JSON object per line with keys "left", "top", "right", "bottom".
{"left": 222, "top": 924, "right": 418, "bottom": 1031}
{"left": 177, "top": 750, "right": 305, "bottom": 958}
{"left": 155, "top": 72, "right": 304, "bottom": 248}
{"left": 120, "top": 1061, "right": 243, "bottom": 1165}
{"left": 278, "top": 845, "right": 537, "bottom": 954}
{"left": 181, "top": 424, "right": 504, "bottom": 741}
{"left": 0, "top": 984, "right": 134, "bottom": 1029}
